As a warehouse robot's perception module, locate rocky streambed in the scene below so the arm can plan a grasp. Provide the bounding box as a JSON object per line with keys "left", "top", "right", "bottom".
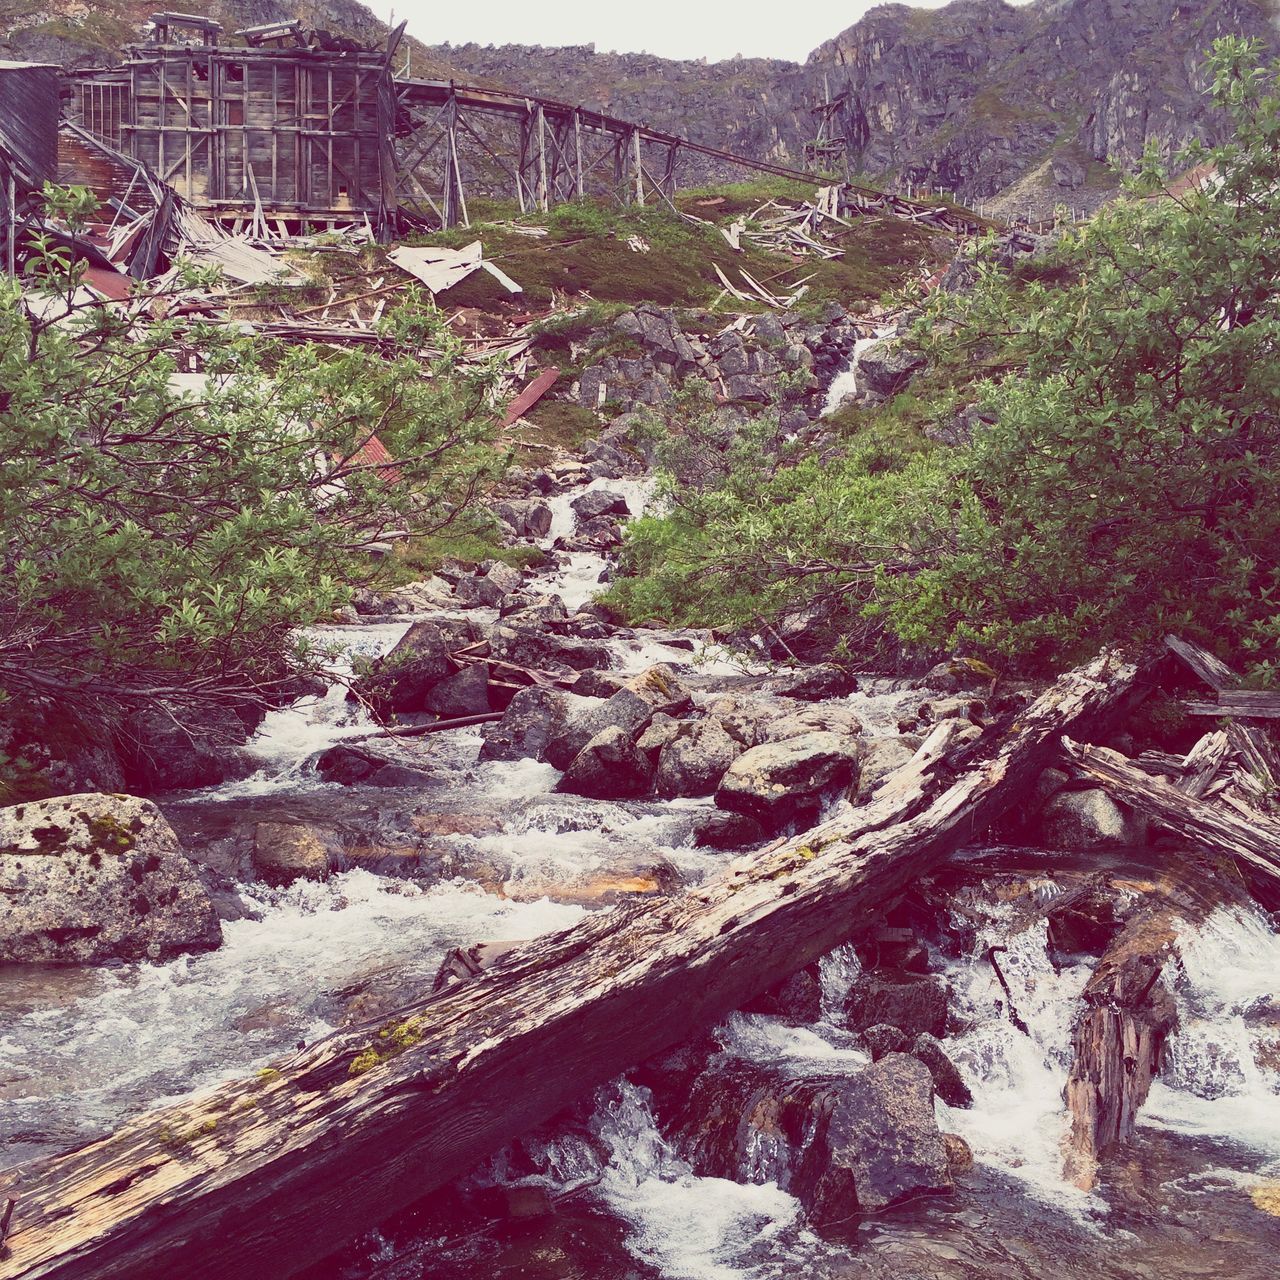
{"left": 3, "top": 463, "right": 1279, "bottom": 1279}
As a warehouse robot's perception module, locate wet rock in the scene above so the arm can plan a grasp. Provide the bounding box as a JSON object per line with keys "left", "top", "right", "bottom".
{"left": 741, "top": 966, "right": 822, "bottom": 1024}
{"left": 844, "top": 971, "right": 949, "bottom": 1039}
{"left": 314, "top": 743, "right": 381, "bottom": 785}
{"left": 911, "top": 1032, "right": 973, "bottom": 1108}
{"left": 923, "top": 656, "right": 998, "bottom": 693}
{"left": 691, "top": 809, "right": 767, "bottom": 851}
{"left": 772, "top": 664, "right": 859, "bottom": 701}
{"left": 792, "top": 1054, "right": 952, "bottom": 1221}
{"left": 636, "top": 712, "right": 682, "bottom": 760}
{"left": 367, "top": 764, "right": 436, "bottom": 789}
{"left": 656, "top": 719, "right": 742, "bottom": 798}
{"left": 856, "top": 339, "right": 926, "bottom": 398}
{"left": 480, "top": 687, "right": 591, "bottom": 763}
{"left": 422, "top": 663, "right": 492, "bottom": 718}
{"left": 357, "top": 620, "right": 455, "bottom": 714}
{"left": 488, "top": 621, "right": 612, "bottom": 675}
{"left": 861, "top": 1024, "right": 911, "bottom": 1060}
{"left": 1039, "top": 787, "right": 1146, "bottom": 850}
{"left": 546, "top": 667, "right": 692, "bottom": 770}
{"left": 493, "top": 499, "right": 553, "bottom": 540}
{"left": 455, "top": 562, "right": 525, "bottom": 609}
{"left": 1046, "top": 881, "right": 1129, "bottom": 954}
{"left": 555, "top": 727, "right": 653, "bottom": 799}
{"left": 943, "top": 1131, "right": 974, "bottom": 1176}
{"left": 116, "top": 704, "right": 253, "bottom": 793}
{"left": 851, "top": 737, "right": 917, "bottom": 803}
{"left": 252, "top": 822, "right": 329, "bottom": 885}
{"left": 501, "top": 594, "right": 568, "bottom": 627}
{"left": 760, "top": 704, "right": 863, "bottom": 744}
{"left": 715, "top": 732, "right": 860, "bottom": 829}
{"left": 0, "top": 793, "right": 221, "bottom": 964}
{"left": 571, "top": 488, "right": 631, "bottom": 523}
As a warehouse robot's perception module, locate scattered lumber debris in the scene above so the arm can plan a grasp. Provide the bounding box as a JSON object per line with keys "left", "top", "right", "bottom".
{"left": 387, "top": 241, "right": 523, "bottom": 296}
{"left": 0, "top": 653, "right": 1139, "bottom": 1280}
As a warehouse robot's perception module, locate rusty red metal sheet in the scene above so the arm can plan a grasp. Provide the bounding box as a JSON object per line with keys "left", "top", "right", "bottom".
{"left": 502, "top": 367, "right": 560, "bottom": 427}
{"left": 81, "top": 264, "right": 134, "bottom": 301}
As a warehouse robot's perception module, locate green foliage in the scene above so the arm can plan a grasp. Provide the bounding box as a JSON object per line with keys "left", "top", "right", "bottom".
{"left": 611, "top": 38, "right": 1280, "bottom": 679}
{"left": 0, "top": 191, "right": 505, "bottom": 733}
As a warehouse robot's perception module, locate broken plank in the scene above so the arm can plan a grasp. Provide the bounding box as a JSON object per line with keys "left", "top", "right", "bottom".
{"left": 1164, "top": 635, "right": 1239, "bottom": 691}
{"left": 1184, "top": 691, "right": 1280, "bottom": 719}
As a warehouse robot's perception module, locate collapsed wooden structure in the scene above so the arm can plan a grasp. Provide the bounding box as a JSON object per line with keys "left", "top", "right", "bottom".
{"left": 0, "top": 654, "right": 1140, "bottom": 1280}
{"left": 0, "top": 61, "right": 62, "bottom": 273}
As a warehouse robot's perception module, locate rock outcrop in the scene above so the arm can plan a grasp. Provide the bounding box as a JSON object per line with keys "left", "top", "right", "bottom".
{"left": 0, "top": 793, "right": 221, "bottom": 964}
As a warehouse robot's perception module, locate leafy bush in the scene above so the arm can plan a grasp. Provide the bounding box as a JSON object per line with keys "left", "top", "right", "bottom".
{"left": 0, "top": 189, "right": 504, "bottom": 736}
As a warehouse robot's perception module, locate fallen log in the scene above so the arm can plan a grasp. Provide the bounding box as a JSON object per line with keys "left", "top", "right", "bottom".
{"left": 0, "top": 654, "right": 1138, "bottom": 1280}
{"left": 1061, "top": 738, "right": 1280, "bottom": 891}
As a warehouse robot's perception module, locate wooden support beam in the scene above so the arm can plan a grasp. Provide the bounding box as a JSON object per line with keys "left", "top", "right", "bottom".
{"left": 0, "top": 655, "right": 1138, "bottom": 1280}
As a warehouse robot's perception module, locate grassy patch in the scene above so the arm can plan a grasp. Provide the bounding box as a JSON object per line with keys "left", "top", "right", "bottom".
{"left": 390, "top": 530, "right": 546, "bottom": 583}
{"left": 520, "top": 401, "right": 599, "bottom": 453}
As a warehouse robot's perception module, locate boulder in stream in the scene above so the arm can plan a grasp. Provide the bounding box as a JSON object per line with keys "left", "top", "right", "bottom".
{"left": 555, "top": 726, "right": 653, "bottom": 799}
{"left": 844, "top": 970, "right": 950, "bottom": 1039}
{"left": 0, "top": 793, "right": 221, "bottom": 964}
{"left": 656, "top": 718, "right": 742, "bottom": 798}
{"left": 253, "top": 822, "right": 330, "bottom": 885}
{"left": 715, "top": 731, "right": 860, "bottom": 829}
{"left": 911, "top": 1032, "right": 974, "bottom": 1108}
{"left": 1037, "top": 786, "right": 1147, "bottom": 850}
{"left": 571, "top": 488, "right": 631, "bottom": 523}
{"left": 422, "top": 663, "right": 492, "bottom": 718}
{"left": 356, "top": 620, "right": 456, "bottom": 714}
{"left": 480, "top": 687, "right": 593, "bottom": 763}
{"left": 792, "top": 1054, "right": 953, "bottom": 1221}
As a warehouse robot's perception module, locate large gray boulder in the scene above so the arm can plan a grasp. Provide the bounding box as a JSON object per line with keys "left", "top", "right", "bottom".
{"left": 1038, "top": 787, "right": 1146, "bottom": 849}
{"left": 545, "top": 666, "right": 692, "bottom": 770}
{"left": 556, "top": 727, "right": 653, "bottom": 799}
{"left": 571, "top": 488, "right": 631, "bottom": 523}
{"left": 715, "top": 731, "right": 859, "bottom": 828}
{"left": 844, "top": 970, "right": 949, "bottom": 1039}
{"left": 356, "top": 620, "right": 455, "bottom": 714}
{"left": 856, "top": 340, "right": 926, "bottom": 398}
{"left": 480, "top": 687, "right": 594, "bottom": 762}
{"left": 656, "top": 719, "right": 742, "bottom": 798}
{"left": 0, "top": 794, "right": 221, "bottom": 964}
{"left": 488, "top": 621, "right": 612, "bottom": 674}
{"left": 792, "top": 1054, "right": 953, "bottom": 1220}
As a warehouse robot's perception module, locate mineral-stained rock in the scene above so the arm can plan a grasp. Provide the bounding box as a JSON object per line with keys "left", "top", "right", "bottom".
{"left": 253, "top": 822, "right": 330, "bottom": 885}
{"left": 555, "top": 726, "right": 653, "bottom": 799}
{"left": 844, "top": 970, "right": 949, "bottom": 1039}
{"left": 0, "top": 793, "right": 221, "bottom": 964}
{"left": 715, "top": 731, "right": 859, "bottom": 829}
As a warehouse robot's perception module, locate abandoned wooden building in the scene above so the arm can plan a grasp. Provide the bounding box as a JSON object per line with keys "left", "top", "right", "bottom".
{"left": 69, "top": 14, "right": 402, "bottom": 234}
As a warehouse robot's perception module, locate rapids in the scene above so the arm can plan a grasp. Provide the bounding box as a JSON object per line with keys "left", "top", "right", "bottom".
{"left": 3, "top": 475, "right": 1278, "bottom": 1280}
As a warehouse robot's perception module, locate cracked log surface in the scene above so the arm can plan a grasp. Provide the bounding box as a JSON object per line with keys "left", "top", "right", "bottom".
{"left": 0, "top": 654, "right": 1138, "bottom": 1280}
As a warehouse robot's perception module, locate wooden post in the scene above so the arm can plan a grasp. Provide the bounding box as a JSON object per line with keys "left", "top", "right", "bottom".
{"left": 573, "top": 107, "right": 584, "bottom": 199}
{"left": 535, "top": 103, "right": 548, "bottom": 213}
{"left": 632, "top": 126, "right": 644, "bottom": 207}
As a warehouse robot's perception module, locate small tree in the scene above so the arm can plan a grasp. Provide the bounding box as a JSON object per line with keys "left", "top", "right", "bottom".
{"left": 0, "top": 190, "right": 505, "bottom": 745}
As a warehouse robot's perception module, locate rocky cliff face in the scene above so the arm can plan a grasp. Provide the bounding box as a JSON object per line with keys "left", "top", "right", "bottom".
{"left": 432, "top": 0, "right": 1277, "bottom": 199}
{"left": 810, "top": 0, "right": 1278, "bottom": 197}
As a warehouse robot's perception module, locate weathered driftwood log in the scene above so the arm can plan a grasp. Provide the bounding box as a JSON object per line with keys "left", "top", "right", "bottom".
{"left": 1063, "top": 904, "right": 1179, "bottom": 1188}
{"left": 1061, "top": 738, "right": 1280, "bottom": 890}
{"left": 0, "top": 654, "right": 1138, "bottom": 1280}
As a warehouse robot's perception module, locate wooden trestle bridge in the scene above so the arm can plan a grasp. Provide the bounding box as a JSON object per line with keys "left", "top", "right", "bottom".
{"left": 393, "top": 79, "right": 831, "bottom": 228}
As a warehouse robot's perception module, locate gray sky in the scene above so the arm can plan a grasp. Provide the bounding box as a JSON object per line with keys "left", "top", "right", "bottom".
{"left": 368, "top": 1, "right": 1034, "bottom": 64}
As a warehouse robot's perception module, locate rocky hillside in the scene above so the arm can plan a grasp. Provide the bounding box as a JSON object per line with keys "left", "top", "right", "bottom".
{"left": 4, "top": 0, "right": 1276, "bottom": 202}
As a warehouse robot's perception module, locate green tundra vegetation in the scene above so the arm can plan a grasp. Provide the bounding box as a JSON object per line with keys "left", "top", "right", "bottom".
{"left": 0, "top": 189, "right": 506, "bottom": 741}
{"left": 608, "top": 38, "right": 1280, "bottom": 682}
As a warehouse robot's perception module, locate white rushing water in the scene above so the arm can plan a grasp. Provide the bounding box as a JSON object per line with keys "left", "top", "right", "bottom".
{"left": 821, "top": 325, "right": 896, "bottom": 418}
